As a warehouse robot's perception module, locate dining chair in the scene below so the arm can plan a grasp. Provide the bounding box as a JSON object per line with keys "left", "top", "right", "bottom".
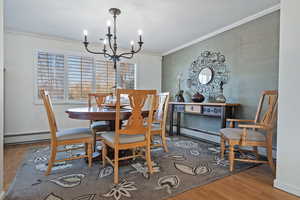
{"left": 88, "top": 93, "right": 112, "bottom": 149}
{"left": 101, "top": 89, "right": 156, "bottom": 184}
{"left": 220, "top": 90, "right": 278, "bottom": 174}
{"left": 151, "top": 92, "right": 170, "bottom": 152}
{"left": 40, "top": 89, "right": 93, "bottom": 175}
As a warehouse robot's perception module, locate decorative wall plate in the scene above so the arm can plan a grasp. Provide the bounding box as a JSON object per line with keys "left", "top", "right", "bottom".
{"left": 188, "top": 51, "right": 230, "bottom": 99}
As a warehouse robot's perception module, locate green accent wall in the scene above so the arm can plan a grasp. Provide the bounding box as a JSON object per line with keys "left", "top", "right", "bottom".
{"left": 162, "top": 11, "right": 279, "bottom": 142}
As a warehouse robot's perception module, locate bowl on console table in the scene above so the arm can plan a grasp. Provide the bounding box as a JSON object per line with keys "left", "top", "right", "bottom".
{"left": 191, "top": 92, "right": 205, "bottom": 103}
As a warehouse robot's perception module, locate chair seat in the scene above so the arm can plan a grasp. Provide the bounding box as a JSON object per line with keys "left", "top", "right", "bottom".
{"left": 101, "top": 131, "right": 145, "bottom": 144}
{"left": 56, "top": 128, "right": 92, "bottom": 141}
{"left": 91, "top": 121, "right": 110, "bottom": 129}
{"left": 152, "top": 123, "right": 161, "bottom": 130}
{"left": 220, "top": 128, "right": 266, "bottom": 142}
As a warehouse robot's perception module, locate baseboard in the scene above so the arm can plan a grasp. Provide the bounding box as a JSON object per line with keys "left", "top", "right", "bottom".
{"left": 0, "top": 191, "right": 5, "bottom": 200}
{"left": 4, "top": 131, "right": 50, "bottom": 144}
{"left": 274, "top": 179, "right": 300, "bottom": 197}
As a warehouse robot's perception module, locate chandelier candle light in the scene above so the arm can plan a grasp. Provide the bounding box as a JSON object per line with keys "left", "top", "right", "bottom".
{"left": 82, "top": 8, "right": 144, "bottom": 71}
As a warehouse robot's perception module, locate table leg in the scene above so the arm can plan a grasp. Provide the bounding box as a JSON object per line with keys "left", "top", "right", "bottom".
{"left": 177, "top": 112, "right": 181, "bottom": 136}
{"left": 169, "top": 104, "right": 174, "bottom": 136}
{"left": 220, "top": 106, "right": 226, "bottom": 128}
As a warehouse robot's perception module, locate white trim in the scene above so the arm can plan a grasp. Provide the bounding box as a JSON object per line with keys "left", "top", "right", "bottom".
{"left": 274, "top": 179, "right": 300, "bottom": 197}
{"left": 162, "top": 4, "right": 281, "bottom": 56}
{"left": 0, "top": 191, "right": 5, "bottom": 200}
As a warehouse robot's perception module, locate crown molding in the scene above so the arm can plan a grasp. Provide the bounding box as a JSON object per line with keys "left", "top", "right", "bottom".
{"left": 4, "top": 29, "right": 162, "bottom": 57}
{"left": 162, "top": 4, "right": 280, "bottom": 56}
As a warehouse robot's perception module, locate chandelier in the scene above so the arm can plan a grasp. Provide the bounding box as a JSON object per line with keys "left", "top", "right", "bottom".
{"left": 82, "top": 8, "right": 144, "bottom": 70}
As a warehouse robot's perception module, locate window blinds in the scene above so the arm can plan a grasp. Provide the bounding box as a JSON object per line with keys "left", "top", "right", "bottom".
{"left": 36, "top": 51, "right": 136, "bottom": 102}
{"left": 118, "top": 62, "right": 135, "bottom": 89}
{"left": 36, "top": 52, "right": 65, "bottom": 101}
{"left": 67, "top": 55, "right": 94, "bottom": 101}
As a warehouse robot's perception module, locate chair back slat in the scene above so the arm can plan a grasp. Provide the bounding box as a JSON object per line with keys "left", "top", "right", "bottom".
{"left": 254, "top": 90, "right": 278, "bottom": 128}
{"left": 88, "top": 93, "right": 112, "bottom": 108}
{"left": 153, "top": 92, "right": 170, "bottom": 129}
{"left": 40, "top": 89, "right": 58, "bottom": 141}
{"left": 115, "top": 89, "right": 156, "bottom": 138}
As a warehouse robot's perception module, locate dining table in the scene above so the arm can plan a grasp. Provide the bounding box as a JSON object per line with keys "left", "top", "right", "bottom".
{"left": 66, "top": 106, "right": 131, "bottom": 129}
{"left": 66, "top": 106, "right": 150, "bottom": 128}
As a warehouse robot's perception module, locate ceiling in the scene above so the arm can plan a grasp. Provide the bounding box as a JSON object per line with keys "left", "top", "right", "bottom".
{"left": 4, "top": 0, "right": 280, "bottom": 54}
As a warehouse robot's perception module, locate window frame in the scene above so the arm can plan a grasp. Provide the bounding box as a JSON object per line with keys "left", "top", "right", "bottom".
{"left": 34, "top": 49, "right": 136, "bottom": 105}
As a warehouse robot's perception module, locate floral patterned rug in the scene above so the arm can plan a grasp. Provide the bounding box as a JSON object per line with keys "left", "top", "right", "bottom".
{"left": 4, "top": 136, "right": 256, "bottom": 200}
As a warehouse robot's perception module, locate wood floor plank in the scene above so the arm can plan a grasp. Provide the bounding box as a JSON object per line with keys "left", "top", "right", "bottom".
{"left": 4, "top": 142, "right": 300, "bottom": 200}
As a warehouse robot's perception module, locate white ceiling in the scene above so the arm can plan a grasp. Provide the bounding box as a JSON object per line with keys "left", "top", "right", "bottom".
{"left": 4, "top": 0, "right": 280, "bottom": 54}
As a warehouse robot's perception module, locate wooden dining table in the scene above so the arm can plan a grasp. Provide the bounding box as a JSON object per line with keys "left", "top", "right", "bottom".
{"left": 66, "top": 106, "right": 132, "bottom": 130}
{"left": 66, "top": 106, "right": 149, "bottom": 129}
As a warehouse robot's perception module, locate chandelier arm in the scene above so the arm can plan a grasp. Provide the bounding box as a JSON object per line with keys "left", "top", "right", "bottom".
{"left": 84, "top": 45, "right": 104, "bottom": 55}
{"left": 119, "top": 45, "right": 142, "bottom": 57}
{"left": 120, "top": 54, "right": 134, "bottom": 59}
{"left": 84, "top": 45, "right": 113, "bottom": 58}
{"left": 119, "top": 52, "right": 134, "bottom": 57}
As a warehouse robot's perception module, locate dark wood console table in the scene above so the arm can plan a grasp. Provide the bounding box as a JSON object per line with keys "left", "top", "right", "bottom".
{"left": 169, "top": 102, "right": 240, "bottom": 136}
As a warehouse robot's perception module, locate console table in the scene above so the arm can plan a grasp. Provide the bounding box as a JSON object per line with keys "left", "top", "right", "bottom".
{"left": 169, "top": 102, "right": 240, "bottom": 136}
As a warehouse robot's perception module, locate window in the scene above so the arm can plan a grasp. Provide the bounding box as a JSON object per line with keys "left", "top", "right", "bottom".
{"left": 68, "top": 56, "right": 94, "bottom": 101}
{"left": 36, "top": 51, "right": 136, "bottom": 103}
{"left": 36, "top": 52, "right": 65, "bottom": 101}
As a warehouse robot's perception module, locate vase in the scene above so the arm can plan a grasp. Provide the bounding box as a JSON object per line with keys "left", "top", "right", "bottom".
{"left": 175, "top": 90, "right": 185, "bottom": 102}
{"left": 215, "top": 94, "right": 226, "bottom": 103}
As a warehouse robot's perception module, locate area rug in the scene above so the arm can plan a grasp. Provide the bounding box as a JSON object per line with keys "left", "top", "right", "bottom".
{"left": 5, "top": 136, "right": 256, "bottom": 200}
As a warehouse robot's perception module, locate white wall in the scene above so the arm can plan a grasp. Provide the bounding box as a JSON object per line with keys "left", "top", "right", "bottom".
{"left": 274, "top": 0, "right": 300, "bottom": 197}
{"left": 3, "top": 31, "right": 161, "bottom": 143}
{"left": 0, "top": 0, "right": 4, "bottom": 197}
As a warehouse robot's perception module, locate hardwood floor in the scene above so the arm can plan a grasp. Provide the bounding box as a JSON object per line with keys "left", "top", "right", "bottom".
{"left": 4, "top": 142, "right": 300, "bottom": 200}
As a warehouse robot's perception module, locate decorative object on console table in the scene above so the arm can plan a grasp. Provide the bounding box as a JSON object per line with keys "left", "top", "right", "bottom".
{"left": 175, "top": 72, "right": 185, "bottom": 102}
{"left": 188, "top": 51, "right": 230, "bottom": 101}
{"left": 175, "top": 90, "right": 185, "bottom": 102}
{"left": 191, "top": 92, "right": 205, "bottom": 103}
{"left": 215, "top": 81, "right": 226, "bottom": 103}
{"left": 168, "top": 102, "right": 240, "bottom": 136}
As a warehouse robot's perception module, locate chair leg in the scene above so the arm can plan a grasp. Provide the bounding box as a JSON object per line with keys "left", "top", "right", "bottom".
{"left": 253, "top": 146, "right": 259, "bottom": 159}
{"left": 220, "top": 135, "right": 225, "bottom": 159}
{"left": 45, "top": 146, "right": 57, "bottom": 176}
{"left": 267, "top": 143, "right": 275, "bottom": 175}
{"left": 114, "top": 148, "right": 119, "bottom": 184}
{"left": 102, "top": 144, "right": 107, "bottom": 166}
{"left": 146, "top": 145, "right": 153, "bottom": 174}
{"left": 132, "top": 148, "right": 136, "bottom": 160}
{"left": 84, "top": 143, "right": 88, "bottom": 155}
{"left": 229, "top": 144, "right": 235, "bottom": 172}
{"left": 92, "top": 128, "right": 97, "bottom": 152}
{"left": 87, "top": 143, "right": 92, "bottom": 167}
{"left": 161, "top": 133, "right": 169, "bottom": 152}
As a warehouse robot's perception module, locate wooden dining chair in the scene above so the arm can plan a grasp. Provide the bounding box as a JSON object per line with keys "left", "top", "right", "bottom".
{"left": 220, "top": 90, "right": 278, "bottom": 174}
{"left": 151, "top": 92, "right": 170, "bottom": 152}
{"left": 40, "top": 89, "right": 93, "bottom": 175}
{"left": 101, "top": 89, "right": 156, "bottom": 184}
{"left": 88, "top": 93, "right": 112, "bottom": 148}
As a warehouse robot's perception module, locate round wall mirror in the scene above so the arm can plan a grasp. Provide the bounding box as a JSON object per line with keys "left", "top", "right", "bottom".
{"left": 198, "top": 67, "right": 213, "bottom": 85}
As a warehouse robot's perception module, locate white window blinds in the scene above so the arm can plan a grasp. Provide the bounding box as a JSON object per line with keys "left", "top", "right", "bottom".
{"left": 118, "top": 62, "right": 135, "bottom": 89}
{"left": 67, "top": 56, "right": 94, "bottom": 101}
{"left": 95, "top": 60, "right": 115, "bottom": 93}
{"left": 37, "top": 52, "right": 65, "bottom": 101}
{"left": 36, "top": 51, "right": 136, "bottom": 103}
